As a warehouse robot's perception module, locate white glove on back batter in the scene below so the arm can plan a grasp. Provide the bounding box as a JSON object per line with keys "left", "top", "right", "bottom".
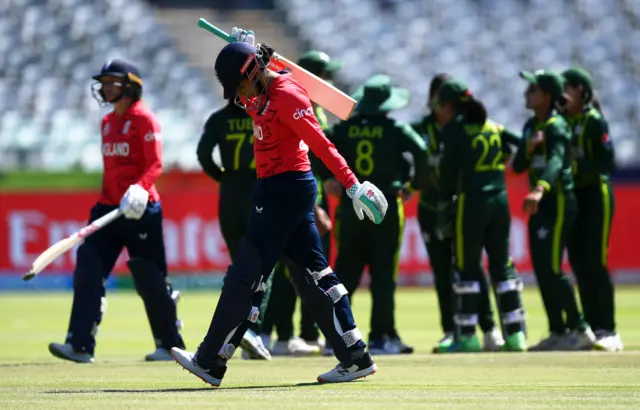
{"left": 119, "top": 184, "right": 149, "bottom": 220}
{"left": 346, "top": 181, "right": 388, "bottom": 224}
{"left": 230, "top": 27, "right": 255, "bottom": 46}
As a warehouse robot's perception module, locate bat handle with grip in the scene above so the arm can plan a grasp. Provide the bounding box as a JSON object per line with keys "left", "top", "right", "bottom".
{"left": 197, "top": 18, "right": 234, "bottom": 42}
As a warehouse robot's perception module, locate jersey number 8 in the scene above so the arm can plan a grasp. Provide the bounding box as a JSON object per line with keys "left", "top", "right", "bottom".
{"left": 355, "top": 140, "right": 375, "bottom": 176}
{"left": 472, "top": 133, "right": 504, "bottom": 172}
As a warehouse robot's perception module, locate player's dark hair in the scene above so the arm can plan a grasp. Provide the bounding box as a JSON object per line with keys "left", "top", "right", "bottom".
{"left": 592, "top": 94, "right": 604, "bottom": 116}
{"left": 124, "top": 83, "right": 142, "bottom": 101}
{"left": 456, "top": 96, "right": 487, "bottom": 124}
{"left": 429, "top": 73, "right": 451, "bottom": 99}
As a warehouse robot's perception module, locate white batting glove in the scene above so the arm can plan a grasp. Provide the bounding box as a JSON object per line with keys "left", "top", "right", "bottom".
{"left": 230, "top": 27, "right": 255, "bottom": 46}
{"left": 346, "top": 181, "right": 388, "bottom": 224}
{"left": 119, "top": 184, "right": 149, "bottom": 220}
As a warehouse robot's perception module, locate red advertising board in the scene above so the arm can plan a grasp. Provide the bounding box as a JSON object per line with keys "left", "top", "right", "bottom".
{"left": 1, "top": 177, "right": 639, "bottom": 284}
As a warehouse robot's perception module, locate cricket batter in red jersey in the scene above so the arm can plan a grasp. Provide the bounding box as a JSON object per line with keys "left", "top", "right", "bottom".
{"left": 171, "top": 38, "right": 387, "bottom": 386}
{"left": 48, "top": 59, "right": 185, "bottom": 363}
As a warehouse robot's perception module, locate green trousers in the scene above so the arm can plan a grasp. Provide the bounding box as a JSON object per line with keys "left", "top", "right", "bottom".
{"left": 418, "top": 205, "right": 497, "bottom": 334}
{"left": 567, "top": 180, "right": 616, "bottom": 332}
{"left": 453, "top": 191, "right": 525, "bottom": 336}
{"left": 528, "top": 190, "right": 585, "bottom": 334}
{"left": 334, "top": 196, "right": 403, "bottom": 340}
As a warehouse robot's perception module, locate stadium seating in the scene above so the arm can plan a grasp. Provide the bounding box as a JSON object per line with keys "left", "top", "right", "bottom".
{"left": 0, "top": 0, "right": 220, "bottom": 171}
{"left": 276, "top": 0, "right": 640, "bottom": 166}
{"left": 0, "top": 0, "right": 638, "bottom": 171}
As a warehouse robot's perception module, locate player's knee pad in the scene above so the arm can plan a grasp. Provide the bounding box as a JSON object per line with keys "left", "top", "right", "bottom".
{"left": 223, "top": 237, "right": 263, "bottom": 294}
{"left": 494, "top": 277, "right": 526, "bottom": 327}
{"left": 453, "top": 276, "right": 481, "bottom": 328}
{"left": 73, "top": 244, "right": 105, "bottom": 290}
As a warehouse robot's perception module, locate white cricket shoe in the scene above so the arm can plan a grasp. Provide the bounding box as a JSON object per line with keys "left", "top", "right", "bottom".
{"left": 239, "top": 329, "right": 271, "bottom": 360}
{"left": 317, "top": 352, "right": 377, "bottom": 383}
{"left": 483, "top": 327, "right": 505, "bottom": 352}
{"left": 528, "top": 333, "right": 564, "bottom": 352}
{"left": 241, "top": 333, "right": 271, "bottom": 360}
{"left": 558, "top": 327, "right": 596, "bottom": 351}
{"left": 593, "top": 331, "right": 623, "bottom": 352}
{"left": 48, "top": 342, "right": 94, "bottom": 363}
{"left": 145, "top": 348, "right": 173, "bottom": 361}
{"left": 170, "top": 347, "right": 223, "bottom": 387}
{"left": 271, "top": 337, "right": 321, "bottom": 356}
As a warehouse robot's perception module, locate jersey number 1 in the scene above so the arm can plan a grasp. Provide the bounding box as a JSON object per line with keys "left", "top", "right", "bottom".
{"left": 472, "top": 133, "right": 504, "bottom": 172}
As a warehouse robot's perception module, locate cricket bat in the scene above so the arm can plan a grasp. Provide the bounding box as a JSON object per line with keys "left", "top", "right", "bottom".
{"left": 22, "top": 209, "right": 122, "bottom": 281}
{"left": 196, "top": 19, "right": 357, "bottom": 120}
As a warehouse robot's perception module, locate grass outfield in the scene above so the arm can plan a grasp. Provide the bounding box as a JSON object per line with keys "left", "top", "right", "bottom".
{"left": 0, "top": 171, "right": 101, "bottom": 191}
{"left": 1, "top": 287, "right": 639, "bottom": 409}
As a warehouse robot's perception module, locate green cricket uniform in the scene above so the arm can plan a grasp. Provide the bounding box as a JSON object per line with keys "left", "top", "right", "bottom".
{"left": 197, "top": 103, "right": 256, "bottom": 259}
{"left": 411, "top": 115, "right": 498, "bottom": 335}
{"left": 565, "top": 106, "right": 616, "bottom": 332}
{"left": 330, "top": 113, "right": 427, "bottom": 341}
{"left": 197, "top": 102, "right": 271, "bottom": 331}
{"left": 439, "top": 115, "right": 526, "bottom": 339}
{"left": 512, "top": 113, "right": 587, "bottom": 335}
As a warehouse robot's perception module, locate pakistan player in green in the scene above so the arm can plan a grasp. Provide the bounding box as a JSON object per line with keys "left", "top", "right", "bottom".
{"left": 412, "top": 74, "right": 506, "bottom": 353}
{"left": 562, "top": 67, "right": 622, "bottom": 351}
{"left": 197, "top": 99, "right": 271, "bottom": 360}
{"left": 260, "top": 50, "right": 339, "bottom": 356}
{"left": 435, "top": 78, "right": 527, "bottom": 353}
{"left": 327, "top": 74, "right": 426, "bottom": 354}
{"left": 513, "top": 70, "right": 595, "bottom": 351}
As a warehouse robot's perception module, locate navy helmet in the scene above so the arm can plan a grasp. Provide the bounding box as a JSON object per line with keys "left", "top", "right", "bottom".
{"left": 91, "top": 59, "right": 143, "bottom": 106}
{"left": 215, "top": 42, "right": 264, "bottom": 100}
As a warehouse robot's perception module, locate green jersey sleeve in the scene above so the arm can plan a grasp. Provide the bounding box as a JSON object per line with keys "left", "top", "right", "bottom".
{"left": 397, "top": 121, "right": 428, "bottom": 191}
{"left": 197, "top": 112, "right": 224, "bottom": 182}
{"left": 537, "top": 121, "right": 568, "bottom": 191}
{"left": 585, "top": 112, "right": 615, "bottom": 175}
{"left": 512, "top": 121, "right": 532, "bottom": 174}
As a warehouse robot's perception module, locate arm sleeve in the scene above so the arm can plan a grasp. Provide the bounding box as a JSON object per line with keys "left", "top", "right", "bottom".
{"left": 438, "top": 125, "right": 458, "bottom": 200}
{"left": 536, "top": 124, "right": 566, "bottom": 190}
{"left": 280, "top": 88, "right": 358, "bottom": 188}
{"left": 511, "top": 128, "right": 530, "bottom": 174}
{"left": 588, "top": 116, "right": 615, "bottom": 174}
{"left": 398, "top": 121, "right": 428, "bottom": 191}
{"left": 499, "top": 126, "right": 521, "bottom": 154}
{"left": 196, "top": 115, "right": 224, "bottom": 182}
{"left": 135, "top": 115, "right": 163, "bottom": 190}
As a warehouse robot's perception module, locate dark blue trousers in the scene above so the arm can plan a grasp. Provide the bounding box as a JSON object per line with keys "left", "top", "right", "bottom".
{"left": 66, "top": 202, "right": 184, "bottom": 355}
{"left": 197, "top": 171, "right": 365, "bottom": 367}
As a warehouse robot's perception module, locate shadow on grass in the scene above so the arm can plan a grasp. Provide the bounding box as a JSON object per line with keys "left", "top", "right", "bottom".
{"left": 45, "top": 382, "right": 322, "bottom": 394}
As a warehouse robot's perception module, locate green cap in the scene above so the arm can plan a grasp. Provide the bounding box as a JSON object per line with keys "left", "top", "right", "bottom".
{"left": 519, "top": 70, "right": 565, "bottom": 99}
{"left": 297, "top": 50, "right": 343, "bottom": 76}
{"left": 352, "top": 74, "right": 410, "bottom": 115}
{"left": 562, "top": 67, "right": 593, "bottom": 94}
{"left": 433, "top": 78, "right": 471, "bottom": 107}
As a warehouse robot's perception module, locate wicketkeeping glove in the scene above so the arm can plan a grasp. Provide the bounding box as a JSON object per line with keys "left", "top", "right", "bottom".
{"left": 230, "top": 27, "right": 255, "bottom": 46}
{"left": 346, "top": 181, "right": 388, "bottom": 224}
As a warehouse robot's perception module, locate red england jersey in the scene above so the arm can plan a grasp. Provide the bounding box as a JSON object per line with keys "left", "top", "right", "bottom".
{"left": 99, "top": 101, "right": 162, "bottom": 205}
{"left": 245, "top": 74, "right": 357, "bottom": 189}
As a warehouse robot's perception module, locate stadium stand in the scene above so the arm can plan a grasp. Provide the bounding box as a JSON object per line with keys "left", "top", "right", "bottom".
{"left": 0, "top": 0, "right": 638, "bottom": 171}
